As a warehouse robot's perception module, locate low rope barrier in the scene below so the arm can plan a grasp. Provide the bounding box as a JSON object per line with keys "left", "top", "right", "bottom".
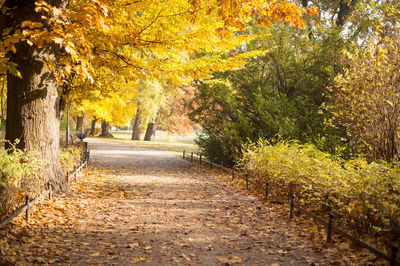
{"left": 0, "top": 148, "right": 90, "bottom": 229}
{"left": 182, "top": 150, "right": 399, "bottom": 265}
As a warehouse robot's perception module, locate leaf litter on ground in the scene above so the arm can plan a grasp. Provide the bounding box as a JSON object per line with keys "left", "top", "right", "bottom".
{"left": 0, "top": 162, "right": 385, "bottom": 265}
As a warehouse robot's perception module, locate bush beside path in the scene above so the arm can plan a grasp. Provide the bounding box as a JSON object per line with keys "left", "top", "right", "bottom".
{"left": 0, "top": 139, "right": 379, "bottom": 265}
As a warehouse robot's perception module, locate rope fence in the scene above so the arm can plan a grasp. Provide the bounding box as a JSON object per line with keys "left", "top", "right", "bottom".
{"left": 0, "top": 146, "right": 90, "bottom": 229}
{"left": 183, "top": 150, "right": 399, "bottom": 266}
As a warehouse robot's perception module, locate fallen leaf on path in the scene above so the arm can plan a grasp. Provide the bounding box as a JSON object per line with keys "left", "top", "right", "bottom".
{"left": 128, "top": 242, "right": 139, "bottom": 248}
{"left": 217, "top": 255, "right": 242, "bottom": 264}
{"left": 339, "top": 242, "right": 350, "bottom": 251}
{"left": 181, "top": 253, "right": 191, "bottom": 261}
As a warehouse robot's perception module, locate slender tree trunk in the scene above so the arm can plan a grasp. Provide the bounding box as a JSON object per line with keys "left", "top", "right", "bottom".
{"left": 89, "top": 117, "right": 98, "bottom": 136}
{"left": 76, "top": 112, "right": 84, "bottom": 133}
{"left": 144, "top": 123, "right": 156, "bottom": 141}
{"left": 336, "top": 0, "right": 357, "bottom": 26}
{"left": 2, "top": 0, "right": 69, "bottom": 193}
{"left": 131, "top": 106, "right": 141, "bottom": 140}
{"left": 76, "top": 116, "right": 83, "bottom": 132}
{"left": 100, "top": 121, "right": 113, "bottom": 138}
{"left": 0, "top": 77, "right": 5, "bottom": 126}
{"left": 144, "top": 113, "right": 159, "bottom": 141}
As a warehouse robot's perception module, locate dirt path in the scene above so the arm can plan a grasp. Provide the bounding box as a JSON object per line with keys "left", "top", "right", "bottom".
{"left": 0, "top": 138, "right": 376, "bottom": 265}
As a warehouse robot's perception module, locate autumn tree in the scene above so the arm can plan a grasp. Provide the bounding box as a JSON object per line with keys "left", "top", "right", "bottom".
{"left": 0, "top": 0, "right": 72, "bottom": 192}
{"left": 328, "top": 34, "right": 400, "bottom": 161}
{"left": 0, "top": 0, "right": 306, "bottom": 193}
{"left": 131, "top": 79, "right": 164, "bottom": 141}
{"left": 158, "top": 86, "right": 197, "bottom": 136}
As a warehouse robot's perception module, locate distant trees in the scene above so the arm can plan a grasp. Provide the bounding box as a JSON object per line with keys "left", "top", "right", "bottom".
{"left": 188, "top": 24, "right": 346, "bottom": 165}
{"left": 189, "top": 1, "right": 400, "bottom": 164}
{"left": 131, "top": 79, "right": 164, "bottom": 141}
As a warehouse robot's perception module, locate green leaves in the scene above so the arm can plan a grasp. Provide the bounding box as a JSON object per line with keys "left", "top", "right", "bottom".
{"left": 0, "top": 141, "right": 41, "bottom": 217}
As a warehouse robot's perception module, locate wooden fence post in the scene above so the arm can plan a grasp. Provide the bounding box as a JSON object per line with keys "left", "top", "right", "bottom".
{"left": 25, "top": 195, "right": 30, "bottom": 222}
{"left": 390, "top": 244, "right": 399, "bottom": 266}
{"left": 48, "top": 183, "right": 53, "bottom": 200}
{"left": 327, "top": 213, "right": 334, "bottom": 243}
{"left": 290, "top": 195, "right": 295, "bottom": 219}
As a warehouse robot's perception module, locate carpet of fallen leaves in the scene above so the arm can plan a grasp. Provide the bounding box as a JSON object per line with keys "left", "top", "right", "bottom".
{"left": 0, "top": 140, "right": 384, "bottom": 265}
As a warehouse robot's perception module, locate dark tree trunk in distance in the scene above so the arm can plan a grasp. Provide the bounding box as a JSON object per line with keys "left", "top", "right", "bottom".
{"left": 131, "top": 107, "right": 141, "bottom": 140}
{"left": 100, "top": 121, "right": 113, "bottom": 138}
{"left": 144, "top": 113, "right": 159, "bottom": 141}
{"left": 76, "top": 113, "right": 84, "bottom": 133}
{"left": 89, "top": 117, "right": 98, "bottom": 136}
{"left": 144, "top": 122, "right": 157, "bottom": 141}
{"left": 2, "top": 0, "right": 69, "bottom": 193}
{"left": 336, "top": 0, "right": 357, "bottom": 26}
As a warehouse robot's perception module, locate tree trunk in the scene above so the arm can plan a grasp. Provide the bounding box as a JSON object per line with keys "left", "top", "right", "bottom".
{"left": 2, "top": 0, "right": 69, "bottom": 193}
{"left": 131, "top": 106, "right": 141, "bottom": 140}
{"left": 144, "top": 123, "right": 156, "bottom": 141}
{"left": 100, "top": 121, "right": 113, "bottom": 138}
{"left": 89, "top": 117, "right": 98, "bottom": 136}
{"left": 0, "top": 77, "right": 5, "bottom": 126}
{"left": 336, "top": 0, "right": 357, "bottom": 27}
{"left": 76, "top": 113, "right": 84, "bottom": 133}
{"left": 144, "top": 113, "right": 159, "bottom": 141}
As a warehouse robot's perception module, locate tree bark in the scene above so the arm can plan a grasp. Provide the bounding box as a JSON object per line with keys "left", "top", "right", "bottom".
{"left": 100, "top": 121, "right": 113, "bottom": 138}
{"left": 76, "top": 112, "right": 84, "bottom": 133}
{"left": 89, "top": 117, "right": 98, "bottom": 136}
{"left": 144, "top": 123, "right": 156, "bottom": 141}
{"left": 144, "top": 113, "right": 159, "bottom": 141}
{"left": 2, "top": 0, "right": 69, "bottom": 193}
{"left": 336, "top": 0, "right": 358, "bottom": 27}
{"left": 0, "top": 77, "right": 5, "bottom": 126}
{"left": 131, "top": 106, "right": 141, "bottom": 140}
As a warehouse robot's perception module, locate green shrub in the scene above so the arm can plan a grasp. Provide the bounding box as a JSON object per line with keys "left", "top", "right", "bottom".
{"left": 238, "top": 140, "right": 400, "bottom": 251}
{"left": 0, "top": 141, "right": 41, "bottom": 217}
{"left": 59, "top": 146, "right": 83, "bottom": 173}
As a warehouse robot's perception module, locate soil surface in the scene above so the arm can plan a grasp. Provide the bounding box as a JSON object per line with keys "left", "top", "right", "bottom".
{"left": 0, "top": 138, "right": 378, "bottom": 265}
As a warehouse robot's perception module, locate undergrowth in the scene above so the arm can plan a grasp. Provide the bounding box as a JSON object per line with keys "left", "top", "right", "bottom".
{"left": 0, "top": 141, "right": 41, "bottom": 219}
{"left": 238, "top": 140, "right": 400, "bottom": 252}
{"left": 0, "top": 143, "right": 83, "bottom": 219}
{"left": 59, "top": 146, "right": 83, "bottom": 173}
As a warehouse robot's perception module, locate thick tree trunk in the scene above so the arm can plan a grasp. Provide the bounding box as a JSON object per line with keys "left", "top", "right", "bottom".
{"left": 99, "top": 121, "right": 113, "bottom": 138}
{"left": 89, "top": 117, "right": 98, "bottom": 136}
{"left": 5, "top": 45, "right": 67, "bottom": 192}
{"left": 131, "top": 106, "right": 141, "bottom": 140}
{"left": 144, "top": 113, "right": 159, "bottom": 141}
{"left": 2, "top": 0, "right": 69, "bottom": 193}
{"left": 76, "top": 113, "right": 84, "bottom": 133}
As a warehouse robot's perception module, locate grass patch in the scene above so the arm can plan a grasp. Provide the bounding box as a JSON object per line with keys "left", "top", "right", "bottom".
{"left": 92, "top": 137, "right": 199, "bottom": 156}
